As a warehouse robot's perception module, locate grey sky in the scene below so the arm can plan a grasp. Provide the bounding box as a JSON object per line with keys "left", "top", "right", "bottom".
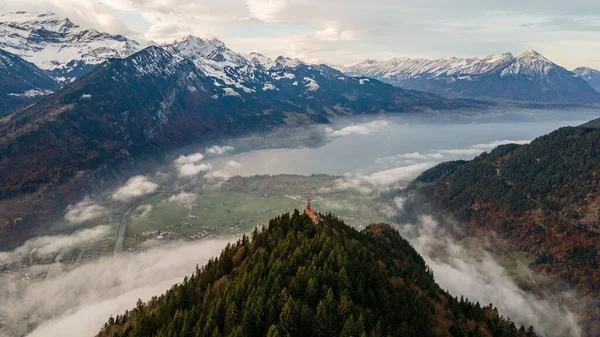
{"left": 2, "top": 0, "right": 600, "bottom": 69}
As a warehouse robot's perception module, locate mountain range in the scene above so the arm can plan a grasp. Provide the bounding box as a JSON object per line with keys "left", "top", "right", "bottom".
{"left": 0, "top": 37, "right": 475, "bottom": 198}
{"left": 337, "top": 50, "right": 600, "bottom": 104}
{"left": 0, "top": 13, "right": 484, "bottom": 247}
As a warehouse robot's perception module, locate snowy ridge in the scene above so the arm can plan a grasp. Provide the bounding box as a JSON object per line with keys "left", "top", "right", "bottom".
{"left": 336, "top": 49, "right": 600, "bottom": 103}
{"left": 163, "top": 36, "right": 256, "bottom": 93}
{"left": 574, "top": 67, "right": 600, "bottom": 92}
{"left": 158, "top": 36, "right": 316, "bottom": 96}
{"left": 338, "top": 50, "right": 564, "bottom": 80}
{"left": 500, "top": 50, "right": 563, "bottom": 79}
{"left": 165, "top": 35, "right": 248, "bottom": 68}
{"left": 246, "top": 52, "right": 276, "bottom": 70}
{"left": 0, "top": 11, "right": 327, "bottom": 98}
{"left": 0, "top": 11, "right": 140, "bottom": 81}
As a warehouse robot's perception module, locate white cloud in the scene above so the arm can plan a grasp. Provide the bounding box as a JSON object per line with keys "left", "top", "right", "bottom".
{"left": 174, "top": 152, "right": 212, "bottom": 177}
{"left": 166, "top": 192, "right": 198, "bottom": 204}
{"left": 112, "top": 176, "right": 159, "bottom": 201}
{"left": 0, "top": 239, "right": 231, "bottom": 337}
{"left": 375, "top": 139, "right": 530, "bottom": 169}
{"left": 204, "top": 160, "right": 242, "bottom": 181}
{"left": 177, "top": 162, "right": 213, "bottom": 177}
{"left": 245, "top": 0, "right": 288, "bottom": 22}
{"left": 64, "top": 198, "right": 107, "bottom": 224}
{"left": 394, "top": 196, "right": 407, "bottom": 213}
{"left": 132, "top": 204, "right": 153, "bottom": 219}
{"left": 326, "top": 120, "right": 390, "bottom": 138}
{"left": 174, "top": 152, "right": 205, "bottom": 165}
{"left": 0, "top": 225, "right": 112, "bottom": 263}
{"left": 205, "top": 145, "right": 235, "bottom": 155}
{"left": 320, "top": 162, "right": 435, "bottom": 195}
{"left": 396, "top": 216, "right": 582, "bottom": 337}
{"left": 315, "top": 25, "right": 363, "bottom": 41}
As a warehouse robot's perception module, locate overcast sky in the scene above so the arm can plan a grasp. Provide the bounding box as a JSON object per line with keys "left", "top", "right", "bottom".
{"left": 2, "top": 0, "right": 600, "bottom": 68}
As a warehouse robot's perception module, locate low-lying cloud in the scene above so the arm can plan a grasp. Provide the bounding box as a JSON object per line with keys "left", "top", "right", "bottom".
{"left": 204, "top": 160, "right": 242, "bottom": 181}
{"left": 325, "top": 120, "right": 390, "bottom": 137}
{"left": 174, "top": 152, "right": 213, "bottom": 177}
{"left": 396, "top": 216, "right": 581, "bottom": 337}
{"left": 64, "top": 198, "right": 108, "bottom": 224}
{"left": 132, "top": 204, "right": 153, "bottom": 219}
{"left": 112, "top": 176, "right": 159, "bottom": 201}
{"left": 0, "top": 226, "right": 112, "bottom": 263}
{"left": 0, "top": 238, "right": 232, "bottom": 337}
{"left": 320, "top": 162, "right": 436, "bottom": 194}
{"left": 375, "top": 140, "right": 531, "bottom": 169}
{"left": 166, "top": 191, "right": 198, "bottom": 204}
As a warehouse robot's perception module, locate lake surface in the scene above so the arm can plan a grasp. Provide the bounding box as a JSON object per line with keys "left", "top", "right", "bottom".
{"left": 205, "top": 108, "right": 600, "bottom": 179}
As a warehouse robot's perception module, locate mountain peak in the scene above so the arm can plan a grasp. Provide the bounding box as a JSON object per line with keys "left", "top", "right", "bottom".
{"left": 177, "top": 35, "right": 226, "bottom": 49}
{"left": 273, "top": 55, "right": 302, "bottom": 69}
{"left": 517, "top": 49, "right": 550, "bottom": 63}
{"left": 0, "top": 11, "right": 140, "bottom": 80}
{"left": 167, "top": 35, "right": 248, "bottom": 67}
{"left": 522, "top": 49, "right": 540, "bottom": 57}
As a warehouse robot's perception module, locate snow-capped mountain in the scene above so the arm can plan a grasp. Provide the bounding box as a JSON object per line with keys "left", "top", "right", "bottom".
{"left": 0, "top": 48, "right": 59, "bottom": 116}
{"left": 246, "top": 52, "right": 276, "bottom": 70}
{"left": 338, "top": 50, "right": 600, "bottom": 104}
{"left": 574, "top": 67, "right": 600, "bottom": 93}
{"left": 0, "top": 11, "right": 140, "bottom": 82}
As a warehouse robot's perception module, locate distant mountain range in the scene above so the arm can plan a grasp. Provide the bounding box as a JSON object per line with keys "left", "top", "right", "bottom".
{"left": 337, "top": 50, "right": 600, "bottom": 104}
{"left": 2, "top": 11, "right": 600, "bottom": 115}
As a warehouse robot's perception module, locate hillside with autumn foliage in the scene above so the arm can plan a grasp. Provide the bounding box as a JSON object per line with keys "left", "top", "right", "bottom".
{"left": 406, "top": 125, "right": 600, "bottom": 335}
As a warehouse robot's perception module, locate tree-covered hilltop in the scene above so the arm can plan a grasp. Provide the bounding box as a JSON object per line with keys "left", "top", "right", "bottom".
{"left": 98, "top": 211, "right": 535, "bottom": 337}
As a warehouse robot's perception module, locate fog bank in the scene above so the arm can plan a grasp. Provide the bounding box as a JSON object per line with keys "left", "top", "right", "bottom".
{"left": 396, "top": 216, "right": 581, "bottom": 337}
{"left": 0, "top": 239, "right": 232, "bottom": 337}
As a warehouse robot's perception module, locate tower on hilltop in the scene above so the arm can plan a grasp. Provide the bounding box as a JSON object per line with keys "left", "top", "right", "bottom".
{"left": 305, "top": 197, "right": 319, "bottom": 224}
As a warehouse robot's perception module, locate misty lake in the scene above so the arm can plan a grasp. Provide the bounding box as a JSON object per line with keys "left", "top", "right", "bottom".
{"left": 205, "top": 108, "right": 600, "bottom": 179}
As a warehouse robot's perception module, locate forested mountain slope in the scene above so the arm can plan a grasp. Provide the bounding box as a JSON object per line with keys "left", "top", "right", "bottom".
{"left": 406, "top": 126, "right": 600, "bottom": 335}
{"left": 409, "top": 126, "right": 600, "bottom": 288}
{"left": 97, "top": 211, "right": 536, "bottom": 337}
